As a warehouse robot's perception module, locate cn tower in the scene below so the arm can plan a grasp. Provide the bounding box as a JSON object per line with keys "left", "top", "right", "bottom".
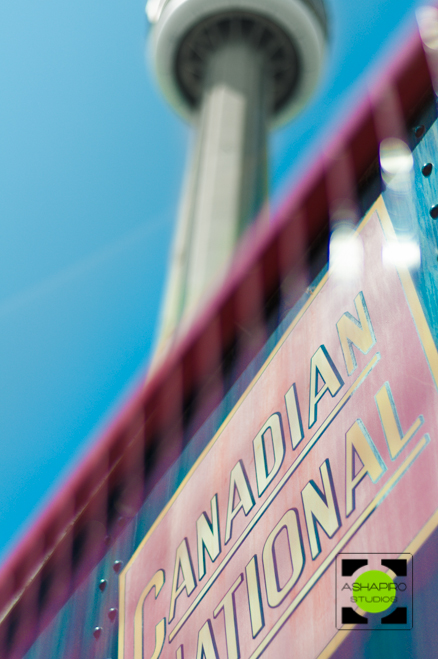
{"left": 147, "top": 0, "right": 328, "bottom": 347}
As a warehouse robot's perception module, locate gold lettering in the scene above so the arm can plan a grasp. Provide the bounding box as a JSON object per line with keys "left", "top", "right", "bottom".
{"left": 169, "top": 539, "right": 196, "bottom": 623}
{"left": 196, "top": 620, "right": 219, "bottom": 659}
{"left": 134, "top": 569, "right": 166, "bottom": 659}
{"left": 213, "top": 574, "right": 243, "bottom": 659}
{"left": 308, "top": 346, "right": 343, "bottom": 428}
{"left": 245, "top": 556, "right": 264, "bottom": 638}
{"left": 225, "top": 461, "right": 255, "bottom": 544}
{"left": 375, "top": 382, "right": 423, "bottom": 460}
{"left": 285, "top": 383, "right": 304, "bottom": 449}
{"left": 253, "top": 413, "right": 285, "bottom": 497}
{"left": 197, "top": 494, "right": 221, "bottom": 580}
{"left": 337, "top": 292, "right": 376, "bottom": 376}
{"left": 345, "top": 420, "right": 386, "bottom": 516}
{"left": 262, "top": 509, "right": 305, "bottom": 607}
{"left": 301, "top": 459, "right": 341, "bottom": 560}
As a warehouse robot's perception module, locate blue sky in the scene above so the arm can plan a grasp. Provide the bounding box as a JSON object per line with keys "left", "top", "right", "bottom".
{"left": 0, "top": 0, "right": 423, "bottom": 560}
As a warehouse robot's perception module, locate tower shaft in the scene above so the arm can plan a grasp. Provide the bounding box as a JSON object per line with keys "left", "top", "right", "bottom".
{"left": 149, "top": 0, "right": 328, "bottom": 351}
{"left": 159, "top": 39, "right": 269, "bottom": 344}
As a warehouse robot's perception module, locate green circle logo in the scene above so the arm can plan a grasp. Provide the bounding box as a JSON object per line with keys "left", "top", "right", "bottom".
{"left": 353, "top": 570, "right": 395, "bottom": 613}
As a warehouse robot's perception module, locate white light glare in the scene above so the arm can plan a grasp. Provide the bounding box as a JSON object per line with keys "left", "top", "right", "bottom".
{"left": 382, "top": 241, "right": 421, "bottom": 270}
{"left": 379, "top": 138, "right": 413, "bottom": 190}
{"left": 329, "top": 223, "right": 364, "bottom": 283}
{"left": 417, "top": 6, "right": 438, "bottom": 50}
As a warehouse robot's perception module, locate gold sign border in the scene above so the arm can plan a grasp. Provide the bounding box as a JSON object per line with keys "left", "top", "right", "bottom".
{"left": 119, "top": 196, "right": 438, "bottom": 659}
{"left": 317, "top": 196, "right": 438, "bottom": 657}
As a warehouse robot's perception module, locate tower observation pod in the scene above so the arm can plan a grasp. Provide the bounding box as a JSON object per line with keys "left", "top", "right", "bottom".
{"left": 147, "top": 0, "right": 328, "bottom": 347}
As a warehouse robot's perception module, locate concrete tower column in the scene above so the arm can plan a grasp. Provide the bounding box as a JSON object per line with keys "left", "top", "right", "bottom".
{"left": 147, "top": 0, "right": 328, "bottom": 349}
{"left": 185, "top": 40, "right": 269, "bottom": 310}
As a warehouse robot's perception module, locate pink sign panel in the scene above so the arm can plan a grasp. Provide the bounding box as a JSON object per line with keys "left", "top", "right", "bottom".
{"left": 119, "top": 198, "right": 438, "bottom": 659}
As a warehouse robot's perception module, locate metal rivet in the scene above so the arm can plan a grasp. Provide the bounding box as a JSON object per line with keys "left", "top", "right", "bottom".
{"left": 108, "top": 608, "right": 118, "bottom": 622}
{"left": 99, "top": 579, "right": 107, "bottom": 592}
{"left": 104, "top": 535, "right": 111, "bottom": 546}
{"left": 117, "top": 516, "right": 126, "bottom": 528}
{"left": 93, "top": 627, "right": 102, "bottom": 640}
{"left": 422, "top": 163, "right": 433, "bottom": 177}
{"left": 113, "top": 560, "right": 123, "bottom": 574}
{"left": 414, "top": 125, "right": 425, "bottom": 138}
{"left": 430, "top": 205, "right": 438, "bottom": 219}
